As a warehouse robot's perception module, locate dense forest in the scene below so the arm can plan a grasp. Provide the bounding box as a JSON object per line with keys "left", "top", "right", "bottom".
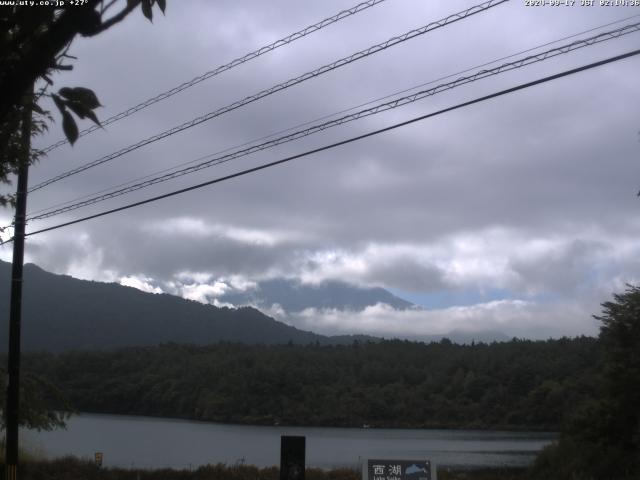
{"left": 530, "top": 286, "right": 640, "bottom": 479}
{"left": 21, "top": 336, "right": 599, "bottom": 431}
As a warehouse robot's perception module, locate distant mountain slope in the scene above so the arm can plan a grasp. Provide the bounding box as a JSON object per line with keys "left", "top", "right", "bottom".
{"left": 0, "top": 261, "right": 338, "bottom": 352}
{"left": 0, "top": 261, "right": 510, "bottom": 351}
{"left": 219, "top": 278, "right": 415, "bottom": 312}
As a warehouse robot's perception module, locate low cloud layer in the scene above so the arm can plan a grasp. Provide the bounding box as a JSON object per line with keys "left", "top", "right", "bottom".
{"left": 3, "top": 219, "right": 630, "bottom": 339}
{"left": 282, "top": 300, "right": 599, "bottom": 340}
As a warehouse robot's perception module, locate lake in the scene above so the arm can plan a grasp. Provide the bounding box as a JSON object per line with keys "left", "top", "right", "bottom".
{"left": 22, "top": 414, "right": 555, "bottom": 470}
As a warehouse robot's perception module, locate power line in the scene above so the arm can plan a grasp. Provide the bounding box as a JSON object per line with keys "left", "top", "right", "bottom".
{"left": 16, "top": 48, "right": 640, "bottom": 240}
{"left": 26, "top": 21, "right": 640, "bottom": 222}
{"left": 28, "top": 0, "right": 509, "bottom": 193}
{"left": 32, "top": 0, "right": 507, "bottom": 191}
{"left": 26, "top": 13, "right": 640, "bottom": 219}
{"left": 39, "top": 0, "right": 389, "bottom": 154}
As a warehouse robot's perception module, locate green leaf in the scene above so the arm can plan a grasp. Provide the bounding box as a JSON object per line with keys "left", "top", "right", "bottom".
{"left": 77, "top": 8, "right": 102, "bottom": 36}
{"left": 141, "top": 0, "right": 153, "bottom": 22}
{"left": 59, "top": 87, "right": 101, "bottom": 109}
{"left": 51, "top": 94, "right": 66, "bottom": 114}
{"left": 157, "top": 0, "right": 166, "bottom": 14}
{"left": 84, "top": 109, "right": 101, "bottom": 127}
{"left": 65, "top": 100, "right": 89, "bottom": 120}
{"left": 62, "top": 110, "right": 79, "bottom": 145}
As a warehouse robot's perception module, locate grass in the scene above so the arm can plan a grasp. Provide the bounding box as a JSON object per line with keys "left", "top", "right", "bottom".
{"left": 438, "top": 467, "right": 530, "bottom": 480}
{"left": 10, "top": 457, "right": 530, "bottom": 480}
{"left": 0, "top": 440, "right": 46, "bottom": 464}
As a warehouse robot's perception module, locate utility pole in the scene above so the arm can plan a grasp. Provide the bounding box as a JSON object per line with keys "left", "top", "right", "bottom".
{"left": 5, "top": 88, "right": 33, "bottom": 480}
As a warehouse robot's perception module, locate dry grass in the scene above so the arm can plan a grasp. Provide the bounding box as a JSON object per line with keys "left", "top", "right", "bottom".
{"left": 14, "top": 457, "right": 528, "bottom": 480}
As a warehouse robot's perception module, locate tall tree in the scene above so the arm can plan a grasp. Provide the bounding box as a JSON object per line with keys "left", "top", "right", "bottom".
{"left": 0, "top": 367, "right": 73, "bottom": 432}
{"left": 592, "top": 285, "right": 640, "bottom": 474}
{"left": 0, "top": 0, "right": 167, "bottom": 434}
{"left": 533, "top": 285, "right": 640, "bottom": 479}
{"left": 0, "top": 0, "right": 166, "bottom": 206}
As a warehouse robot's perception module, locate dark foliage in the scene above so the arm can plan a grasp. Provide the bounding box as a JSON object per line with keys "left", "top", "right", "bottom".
{"left": 19, "top": 337, "right": 598, "bottom": 430}
{"left": 0, "top": 0, "right": 165, "bottom": 205}
{"left": 0, "top": 366, "right": 73, "bottom": 431}
{"left": 531, "top": 286, "right": 640, "bottom": 480}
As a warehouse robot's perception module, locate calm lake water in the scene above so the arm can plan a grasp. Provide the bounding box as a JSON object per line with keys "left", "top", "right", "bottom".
{"left": 22, "top": 414, "right": 555, "bottom": 470}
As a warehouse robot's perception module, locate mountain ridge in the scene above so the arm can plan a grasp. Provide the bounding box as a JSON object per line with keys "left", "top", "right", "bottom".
{"left": 219, "top": 277, "right": 414, "bottom": 312}
{"left": 0, "top": 260, "right": 509, "bottom": 351}
{"left": 0, "top": 260, "right": 375, "bottom": 352}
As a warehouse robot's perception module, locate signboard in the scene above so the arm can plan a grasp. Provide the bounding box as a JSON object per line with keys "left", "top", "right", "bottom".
{"left": 94, "top": 452, "right": 103, "bottom": 467}
{"left": 364, "top": 459, "right": 435, "bottom": 480}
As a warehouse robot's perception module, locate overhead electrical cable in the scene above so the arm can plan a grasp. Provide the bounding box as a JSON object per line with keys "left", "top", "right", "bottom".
{"left": 26, "top": 13, "right": 640, "bottom": 220}
{"left": 40, "top": 0, "right": 390, "bottom": 154}
{"left": 25, "top": 21, "right": 640, "bottom": 222}
{"left": 29, "top": 0, "right": 509, "bottom": 193}
{"left": 13, "top": 48, "right": 639, "bottom": 240}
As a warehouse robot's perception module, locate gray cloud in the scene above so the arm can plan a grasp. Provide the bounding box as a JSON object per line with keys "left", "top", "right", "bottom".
{"left": 510, "top": 239, "right": 609, "bottom": 295}
{"left": 279, "top": 299, "right": 600, "bottom": 340}
{"left": 2, "top": 0, "right": 638, "bottom": 339}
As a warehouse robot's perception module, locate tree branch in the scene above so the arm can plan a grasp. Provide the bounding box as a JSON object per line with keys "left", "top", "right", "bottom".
{"left": 0, "top": 0, "right": 143, "bottom": 125}
{"left": 101, "top": 0, "right": 120, "bottom": 16}
{"left": 91, "top": 0, "right": 141, "bottom": 35}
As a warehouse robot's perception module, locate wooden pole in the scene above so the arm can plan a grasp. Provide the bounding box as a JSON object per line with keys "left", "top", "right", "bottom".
{"left": 5, "top": 88, "right": 32, "bottom": 480}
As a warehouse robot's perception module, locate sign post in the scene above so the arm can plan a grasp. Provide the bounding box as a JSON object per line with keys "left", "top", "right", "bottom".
{"left": 280, "top": 436, "right": 305, "bottom": 480}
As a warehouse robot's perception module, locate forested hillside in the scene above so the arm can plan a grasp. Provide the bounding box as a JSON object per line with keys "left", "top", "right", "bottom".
{"left": 23, "top": 337, "right": 598, "bottom": 430}
{"left": 0, "top": 261, "right": 369, "bottom": 351}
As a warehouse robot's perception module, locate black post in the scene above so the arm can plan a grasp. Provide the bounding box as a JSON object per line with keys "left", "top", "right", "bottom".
{"left": 5, "top": 91, "right": 32, "bottom": 480}
{"left": 280, "top": 436, "right": 305, "bottom": 480}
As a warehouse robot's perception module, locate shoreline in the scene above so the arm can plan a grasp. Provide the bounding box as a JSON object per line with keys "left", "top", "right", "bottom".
{"left": 68, "top": 411, "right": 559, "bottom": 435}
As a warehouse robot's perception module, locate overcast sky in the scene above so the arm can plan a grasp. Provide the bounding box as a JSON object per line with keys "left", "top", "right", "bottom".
{"left": 2, "top": 0, "right": 639, "bottom": 339}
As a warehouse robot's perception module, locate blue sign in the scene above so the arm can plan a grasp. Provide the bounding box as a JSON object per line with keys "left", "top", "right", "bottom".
{"left": 366, "top": 459, "right": 433, "bottom": 480}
